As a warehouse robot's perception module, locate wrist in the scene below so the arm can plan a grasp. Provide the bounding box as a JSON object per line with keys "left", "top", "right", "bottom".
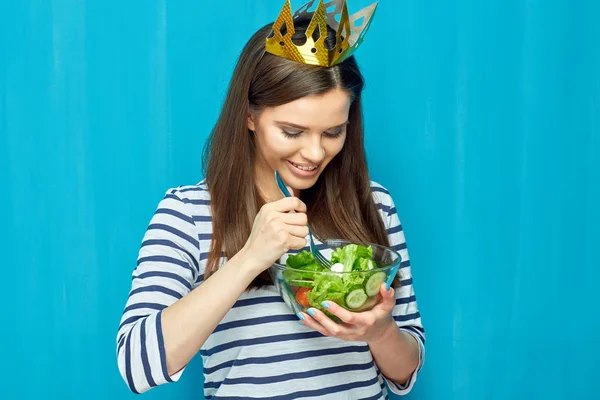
{"left": 234, "top": 245, "right": 269, "bottom": 276}
{"left": 366, "top": 317, "right": 398, "bottom": 346}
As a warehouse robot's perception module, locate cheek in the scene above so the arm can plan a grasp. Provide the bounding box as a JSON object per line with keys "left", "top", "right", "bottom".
{"left": 259, "top": 128, "right": 297, "bottom": 158}
{"left": 325, "top": 138, "right": 346, "bottom": 158}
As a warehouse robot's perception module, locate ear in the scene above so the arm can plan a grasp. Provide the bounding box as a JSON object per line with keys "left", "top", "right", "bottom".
{"left": 247, "top": 108, "right": 256, "bottom": 132}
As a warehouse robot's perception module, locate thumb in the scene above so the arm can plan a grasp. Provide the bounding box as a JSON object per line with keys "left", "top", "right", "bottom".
{"left": 380, "top": 283, "right": 396, "bottom": 306}
{"left": 382, "top": 282, "right": 394, "bottom": 298}
{"left": 371, "top": 284, "right": 395, "bottom": 315}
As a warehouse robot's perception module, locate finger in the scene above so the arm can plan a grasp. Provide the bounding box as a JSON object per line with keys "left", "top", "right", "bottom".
{"left": 380, "top": 283, "right": 396, "bottom": 303}
{"left": 371, "top": 284, "right": 396, "bottom": 314}
{"left": 319, "top": 300, "right": 359, "bottom": 325}
{"left": 305, "top": 307, "right": 350, "bottom": 336}
{"left": 285, "top": 224, "right": 310, "bottom": 238}
{"left": 280, "top": 212, "right": 308, "bottom": 226}
{"left": 297, "top": 312, "right": 329, "bottom": 336}
{"left": 320, "top": 300, "right": 381, "bottom": 328}
{"left": 287, "top": 235, "right": 307, "bottom": 250}
{"left": 270, "top": 196, "right": 307, "bottom": 213}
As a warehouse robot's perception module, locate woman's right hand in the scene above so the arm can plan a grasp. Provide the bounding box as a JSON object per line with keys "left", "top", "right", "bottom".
{"left": 242, "top": 193, "right": 309, "bottom": 274}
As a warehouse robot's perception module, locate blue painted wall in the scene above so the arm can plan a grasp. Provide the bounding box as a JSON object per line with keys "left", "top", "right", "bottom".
{"left": 1, "top": 0, "right": 598, "bottom": 399}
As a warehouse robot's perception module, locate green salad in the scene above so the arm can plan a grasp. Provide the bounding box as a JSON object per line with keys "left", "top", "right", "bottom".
{"left": 283, "top": 244, "right": 389, "bottom": 313}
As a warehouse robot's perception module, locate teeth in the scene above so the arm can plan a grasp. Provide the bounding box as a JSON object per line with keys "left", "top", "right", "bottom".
{"left": 291, "top": 162, "right": 318, "bottom": 171}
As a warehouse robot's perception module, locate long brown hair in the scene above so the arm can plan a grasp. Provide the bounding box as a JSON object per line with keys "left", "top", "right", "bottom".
{"left": 202, "top": 19, "right": 390, "bottom": 288}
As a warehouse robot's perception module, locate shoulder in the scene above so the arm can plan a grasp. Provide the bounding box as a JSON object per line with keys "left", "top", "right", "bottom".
{"left": 151, "top": 180, "right": 213, "bottom": 227}
{"left": 164, "top": 179, "right": 211, "bottom": 203}
{"left": 150, "top": 180, "right": 213, "bottom": 255}
{"left": 369, "top": 180, "right": 396, "bottom": 216}
{"left": 158, "top": 180, "right": 211, "bottom": 211}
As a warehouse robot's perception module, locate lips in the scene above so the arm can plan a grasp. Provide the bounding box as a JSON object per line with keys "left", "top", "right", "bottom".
{"left": 289, "top": 161, "right": 319, "bottom": 171}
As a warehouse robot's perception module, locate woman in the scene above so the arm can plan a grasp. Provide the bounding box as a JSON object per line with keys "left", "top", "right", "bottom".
{"left": 116, "top": 2, "right": 425, "bottom": 398}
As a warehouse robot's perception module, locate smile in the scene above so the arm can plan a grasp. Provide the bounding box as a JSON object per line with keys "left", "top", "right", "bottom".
{"left": 289, "top": 161, "right": 319, "bottom": 171}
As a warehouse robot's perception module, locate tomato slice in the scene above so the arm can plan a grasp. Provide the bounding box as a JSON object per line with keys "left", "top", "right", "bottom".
{"left": 295, "top": 287, "right": 311, "bottom": 308}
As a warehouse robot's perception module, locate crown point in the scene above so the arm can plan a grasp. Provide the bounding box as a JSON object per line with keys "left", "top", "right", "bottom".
{"left": 265, "top": 0, "right": 377, "bottom": 67}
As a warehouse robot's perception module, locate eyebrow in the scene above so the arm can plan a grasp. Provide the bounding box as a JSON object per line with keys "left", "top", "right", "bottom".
{"left": 275, "top": 120, "right": 349, "bottom": 131}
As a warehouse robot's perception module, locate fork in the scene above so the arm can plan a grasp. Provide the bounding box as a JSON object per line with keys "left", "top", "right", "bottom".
{"left": 274, "top": 171, "right": 332, "bottom": 269}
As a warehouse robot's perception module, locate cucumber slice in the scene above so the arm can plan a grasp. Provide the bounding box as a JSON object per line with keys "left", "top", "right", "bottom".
{"left": 345, "top": 285, "right": 368, "bottom": 310}
{"left": 287, "top": 279, "right": 314, "bottom": 288}
{"left": 365, "top": 271, "right": 387, "bottom": 296}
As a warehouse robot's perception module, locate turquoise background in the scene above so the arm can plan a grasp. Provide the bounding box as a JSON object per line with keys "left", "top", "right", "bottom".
{"left": 1, "top": 0, "right": 599, "bottom": 399}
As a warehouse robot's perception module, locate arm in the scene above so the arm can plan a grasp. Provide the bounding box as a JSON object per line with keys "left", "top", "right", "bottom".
{"left": 160, "top": 246, "right": 260, "bottom": 375}
{"left": 116, "top": 191, "right": 259, "bottom": 393}
{"left": 298, "top": 186, "right": 426, "bottom": 394}
{"left": 115, "top": 189, "right": 240, "bottom": 393}
{"left": 116, "top": 189, "right": 308, "bottom": 393}
{"left": 367, "top": 312, "right": 421, "bottom": 385}
{"left": 300, "top": 281, "right": 424, "bottom": 393}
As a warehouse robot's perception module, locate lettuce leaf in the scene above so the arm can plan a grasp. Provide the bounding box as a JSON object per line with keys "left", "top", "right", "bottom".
{"left": 282, "top": 250, "right": 324, "bottom": 283}
{"left": 330, "top": 244, "right": 373, "bottom": 273}
{"left": 286, "top": 250, "right": 319, "bottom": 269}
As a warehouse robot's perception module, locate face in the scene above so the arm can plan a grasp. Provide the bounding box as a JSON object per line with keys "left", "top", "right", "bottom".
{"left": 248, "top": 87, "right": 351, "bottom": 199}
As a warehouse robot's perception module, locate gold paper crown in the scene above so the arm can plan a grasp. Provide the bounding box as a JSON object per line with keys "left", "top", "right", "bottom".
{"left": 265, "top": 0, "right": 378, "bottom": 67}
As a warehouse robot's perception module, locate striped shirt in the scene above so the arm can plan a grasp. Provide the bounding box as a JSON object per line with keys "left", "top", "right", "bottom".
{"left": 116, "top": 180, "right": 425, "bottom": 399}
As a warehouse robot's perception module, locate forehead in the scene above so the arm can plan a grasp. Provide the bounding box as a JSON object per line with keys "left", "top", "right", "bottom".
{"left": 264, "top": 88, "right": 351, "bottom": 128}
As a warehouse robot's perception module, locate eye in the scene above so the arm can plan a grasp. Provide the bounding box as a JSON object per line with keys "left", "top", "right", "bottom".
{"left": 324, "top": 129, "right": 343, "bottom": 139}
{"left": 281, "top": 129, "right": 302, "bottom": 139}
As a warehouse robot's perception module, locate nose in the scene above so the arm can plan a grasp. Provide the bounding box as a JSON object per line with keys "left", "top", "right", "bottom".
{"left": 300, "top": 134, "right": 326, "bottom": 163}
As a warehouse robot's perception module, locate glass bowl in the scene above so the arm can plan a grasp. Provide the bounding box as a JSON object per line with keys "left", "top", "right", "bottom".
{"left": 268, "top": 239, "right": 402, "bottom": 321}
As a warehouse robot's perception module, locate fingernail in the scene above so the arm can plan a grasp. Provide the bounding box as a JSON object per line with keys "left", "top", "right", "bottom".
{"left": 321, "top": 301, "right": 329, "bottom": 309}
{"left": 296, "top": 312, "right": 304, "bottom": 320}
{"left": 307, "top": 308, "right": 316, "bottom": 316}
{"left": 297, "top": 321, "right": 304, "bottom": 325}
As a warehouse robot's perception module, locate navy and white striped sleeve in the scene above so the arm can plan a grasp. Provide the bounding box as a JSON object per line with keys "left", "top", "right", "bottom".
{"left": 372, "top": 183, "right": 426, "bottom": 395}
{"left": 116, "top": 189, "right": 202, "bottom": 394}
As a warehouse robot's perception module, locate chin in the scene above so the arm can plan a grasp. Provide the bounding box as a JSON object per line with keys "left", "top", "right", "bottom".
{"left": 278, "top": 169, "right": 322, "bottom": 192}
{"left": 292, "top": 179, "right": 319, "bottom": 191}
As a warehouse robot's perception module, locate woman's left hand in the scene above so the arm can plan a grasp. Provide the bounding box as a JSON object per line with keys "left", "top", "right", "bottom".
{"left": 297, "top": 283, "right": 397, "bottom": 343}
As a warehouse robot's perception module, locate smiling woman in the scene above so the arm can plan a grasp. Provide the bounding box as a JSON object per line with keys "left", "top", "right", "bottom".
{"left": 249, "top": 88, "right": 350, "bottom": 195}
{"left": 115, "top": 1, "right": 425, "bottom": 398}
